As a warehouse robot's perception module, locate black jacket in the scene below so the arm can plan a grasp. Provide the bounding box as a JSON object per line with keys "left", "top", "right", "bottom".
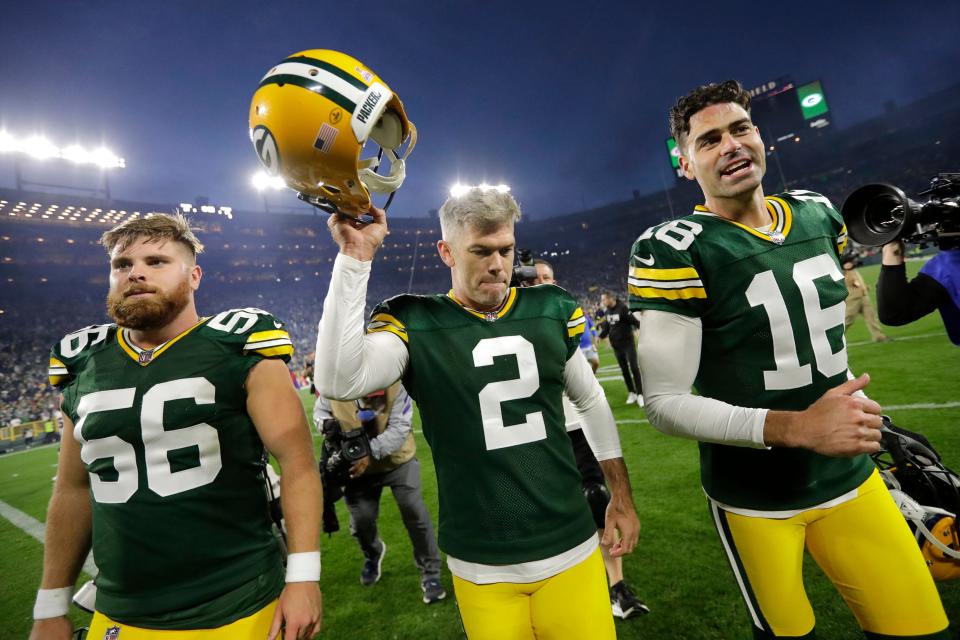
{"left": 598, "top": 299, "right": 639, "bottom": 348}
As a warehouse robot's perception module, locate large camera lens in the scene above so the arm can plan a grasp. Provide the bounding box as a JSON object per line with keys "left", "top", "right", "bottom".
{"left": 863, "top": 194, "right": 905, "bottom": 235}
{"left": 842, "top": 183, "right": 914, "bottom": 247}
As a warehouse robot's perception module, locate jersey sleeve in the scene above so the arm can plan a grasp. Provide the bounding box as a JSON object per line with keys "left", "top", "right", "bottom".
{"left": 786, "top": 189, "right": 848, "bottom": 256}
{"left": 565, "top": 304, "right": 587, "bottom": 359}
{"left": 208, "top": 308, "right": 294, "bottom": 363}
{"left": 628, "top": 223, "right": 708, "bottom": 318}
{"left": 367, "top": 297, "right": 409, "bottom": 345}
{"left": 48, "top": 324, "right": 114, "bottom": 389}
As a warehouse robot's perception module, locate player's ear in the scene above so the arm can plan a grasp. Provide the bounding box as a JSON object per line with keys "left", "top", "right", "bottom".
{"left": 190, "top": 264, "right": 202, "bottom": 291}
{"left": 437, "top": 240, "right": 455, "bottom": 268}
{"left": 679, "top": 152, "right": 696, "bottom": 181}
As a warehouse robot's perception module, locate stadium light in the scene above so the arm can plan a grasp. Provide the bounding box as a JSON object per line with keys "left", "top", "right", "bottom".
{"left": 0, "top": 130, "right": 125, "bottom": 169}
{"left": 449, "top": 182, "right": 511, "bottom": 198}
{"left": 251, "top": 170, "right": 286, "bottom": 191}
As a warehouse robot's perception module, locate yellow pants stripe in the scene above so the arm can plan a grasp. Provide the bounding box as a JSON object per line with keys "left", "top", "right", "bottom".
{"left": 88, "top": 600, "right": 277, "bottom": 639}
{"left": 452, "top": 547, "right": 614, "bottom": 640}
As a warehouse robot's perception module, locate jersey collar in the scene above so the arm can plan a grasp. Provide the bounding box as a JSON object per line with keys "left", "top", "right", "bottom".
{"left": 693, "top": 196, "right": 793, "bottom": 244}
{"left": 446, "top": 287, "right": 518, "bottom": 322}
{"left": 117, "top": 317, "right": 208, "bottom": 366}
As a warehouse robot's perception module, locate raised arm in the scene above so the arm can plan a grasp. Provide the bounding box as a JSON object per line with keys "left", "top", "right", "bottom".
{"left": 315, "top": 207, "right": 408, "bottom": 400}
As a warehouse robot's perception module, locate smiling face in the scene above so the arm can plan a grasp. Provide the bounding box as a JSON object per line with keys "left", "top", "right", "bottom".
{"left": 106, "top": 238, "right": 201, "bottom": 331}
{"left": 679, "top": 102, "right": 766, "bottom": 202}
{"left": 438, "top": 222, "right": 515, "bottom": 311}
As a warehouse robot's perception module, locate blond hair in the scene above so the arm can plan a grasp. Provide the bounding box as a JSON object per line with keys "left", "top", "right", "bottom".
{"left": 100, "top": 213, "right": 204, "bottom": 259}
{"left": 439, "top": 188, "right": 521, "bottom": 241}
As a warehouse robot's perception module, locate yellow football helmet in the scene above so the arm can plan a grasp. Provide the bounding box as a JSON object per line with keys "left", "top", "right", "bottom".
{"left": 249, "top": 49, "right": 416, "bottom": 216}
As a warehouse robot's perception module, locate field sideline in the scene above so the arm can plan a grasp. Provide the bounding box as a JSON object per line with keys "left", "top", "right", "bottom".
{"left": 1, "top": 262, "right": 958, "bottom": 639}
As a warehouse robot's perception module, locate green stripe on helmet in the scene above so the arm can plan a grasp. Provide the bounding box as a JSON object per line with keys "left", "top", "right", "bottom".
{"left": 258, "top": 74, "right": 357, "bottom": 113}
{"left": 281, "top": 55, "right": 369, "bottom": 91}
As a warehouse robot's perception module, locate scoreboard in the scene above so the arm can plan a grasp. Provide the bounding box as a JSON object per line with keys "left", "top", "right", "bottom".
{"left": 750, "top": 80, "right": 831, "bottom": 141}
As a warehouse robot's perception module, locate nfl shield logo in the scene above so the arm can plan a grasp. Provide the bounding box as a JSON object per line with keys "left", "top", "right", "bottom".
{"left": 138, "top": 350, "right": 154, "bottom": 365}
{"left": 104, "top": 626, "right": 121, "bottom": 640}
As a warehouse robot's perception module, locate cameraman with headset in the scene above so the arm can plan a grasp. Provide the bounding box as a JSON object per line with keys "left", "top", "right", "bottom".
{"left": 313, "top": 383, "right": 446, "bottom": 604}
{"left": 878, "top": 241, "right": 960, "bottom": 345}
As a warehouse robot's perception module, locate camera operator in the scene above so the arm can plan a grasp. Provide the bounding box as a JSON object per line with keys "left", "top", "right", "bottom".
{"left": 877, "top": 241, "right": 960, "bottom": 345}
{"left": 313, "top": 383, "right": 446, "bottom": 603}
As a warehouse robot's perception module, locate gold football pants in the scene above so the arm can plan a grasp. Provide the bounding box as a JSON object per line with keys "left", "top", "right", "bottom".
{"left": 711, "top": 470, "right": 949, "bottom": 638}
{"left": 88, "top": 599, "right": 277, "bottom": 639}
{"left": 452, "top": 547, "right": 615, "bottom": 639}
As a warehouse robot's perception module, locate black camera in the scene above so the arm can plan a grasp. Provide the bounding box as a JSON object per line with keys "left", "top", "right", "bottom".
{"left": 841, "top": 173, "right": 960, "bottom": 249}
{"left": 511, "top": 248, "right": 538, "bottom": 287}
{"left": 319, "top": 417, "right": 371, "bottom": 534}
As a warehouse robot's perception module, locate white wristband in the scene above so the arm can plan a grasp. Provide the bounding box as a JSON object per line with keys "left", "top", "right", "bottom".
{"left": 33, "top": 587, "right": 73, "bottom": 619}
{"left": 286, "top": 551, "right": 321, "bottom": 582}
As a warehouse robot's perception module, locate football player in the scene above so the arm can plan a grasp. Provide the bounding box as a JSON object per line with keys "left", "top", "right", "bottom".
{"left": 629, "top": 80, "right": 949, "bottom": 638}
{"left": 315, "top": 188, "right": 639, "bottom": 639}
{"left": 30, "top": 214, "right": 323, "bottom": 640}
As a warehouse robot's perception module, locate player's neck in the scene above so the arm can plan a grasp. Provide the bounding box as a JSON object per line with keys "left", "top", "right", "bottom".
{"left": 125, "top": 305, "right": 200, "bottom": 350}
{"left": 704, "top": 188, "right": 770, "bottom": 229}
{"left": 451, "top": 285, "right": 508, "bottom": 313}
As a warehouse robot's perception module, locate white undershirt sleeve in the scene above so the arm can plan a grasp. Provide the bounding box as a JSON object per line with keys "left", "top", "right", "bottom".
{"left": 314, "top": 253, "right": 409, "bottom": 400}
{"left": 563, "top": 349, "right": 622, "bottom": 460}
{"left": 637, "top": 309, "right": 768, "bottom": 448}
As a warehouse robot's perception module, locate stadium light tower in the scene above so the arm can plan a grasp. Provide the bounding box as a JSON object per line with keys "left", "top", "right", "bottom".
{"left": 0, "top": 129, "right": 125, "bottom": 199}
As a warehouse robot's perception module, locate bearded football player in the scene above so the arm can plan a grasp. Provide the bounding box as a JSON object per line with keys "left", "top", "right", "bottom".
{"left": 629, "top": 80, "right": 949, "bottom": 638}
{"left": 316, "top": 188, "right": 639, "bottom": 639}
{"left": 30, "top": 214, "right": 322, "bottom": 640}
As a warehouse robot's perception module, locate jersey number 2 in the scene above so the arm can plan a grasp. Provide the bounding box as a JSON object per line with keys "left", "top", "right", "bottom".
{"left": 472, "top": 336, "right": 547, "bottom": 451}
{"left": 74, "top": 378, "right": 222, "bottom": 503}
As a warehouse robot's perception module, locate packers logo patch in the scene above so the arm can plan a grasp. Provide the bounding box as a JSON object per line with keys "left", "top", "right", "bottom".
{"left": 252, "top": 125, "right": 280, "bottom": 176}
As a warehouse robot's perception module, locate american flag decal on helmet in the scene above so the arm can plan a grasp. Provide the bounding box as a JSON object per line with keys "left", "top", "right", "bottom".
{"left": 314, "top": 123, "right": 339, "bottom": 153}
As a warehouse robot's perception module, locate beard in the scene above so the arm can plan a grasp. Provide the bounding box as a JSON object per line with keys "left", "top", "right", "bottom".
{"left": 106, "top": 279, "right": 192, "bottom": 331}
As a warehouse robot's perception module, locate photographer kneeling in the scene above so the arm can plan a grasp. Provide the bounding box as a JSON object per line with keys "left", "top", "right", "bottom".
{"left": 878, "top": 241, "right": 960, "bottom": 345}
{"left": 314, "top": 383, "right": 446, "bottom": 603}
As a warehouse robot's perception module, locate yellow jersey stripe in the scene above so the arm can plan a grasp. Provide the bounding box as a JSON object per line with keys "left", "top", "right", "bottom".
{"left": 629, "top": 284, "right": 707, "bottom": 300}
{"left": 766, "top": 196, "right": 793, "bottom": 237}
{"left": 49, "top": 374, "right": 68, "bottom": 387}
{"left": 370, "top": 312, "right": 406, "bottom": 331}
{"left": 629, "top": 266, "right": 700, "bottom": 281}
{"left": 247, "top": 329, "right": 290, "bottom": 343}
{"left": 252, "top": 344, "right": 295, "bottom": 358}
{"left": 567, "top": 324, "right": 586, "bottom": 338}
{"left": 368, "top": 324, "right": 409, "bottom": 343}
{"left": 568, "top": 306, "right": 584, "bottom": 322}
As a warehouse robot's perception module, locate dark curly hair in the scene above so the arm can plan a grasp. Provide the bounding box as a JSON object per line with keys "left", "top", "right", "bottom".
{"left": 669, "top": 80, "right": 751, "bottom": 148}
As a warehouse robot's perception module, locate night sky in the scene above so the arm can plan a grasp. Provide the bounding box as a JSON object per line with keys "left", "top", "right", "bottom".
{"left": 1, "top": 1, "right": 958, "bottom": 219}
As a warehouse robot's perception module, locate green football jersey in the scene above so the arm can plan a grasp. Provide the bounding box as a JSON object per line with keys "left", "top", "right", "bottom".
{"left": 48, "top": 308, "right": 293, "bottom": 628}
{"left": 628, "top": 190, "right": 873, "bottom": 511}
{"left": 368, "top": 285, "right": 598, "bottom": 564}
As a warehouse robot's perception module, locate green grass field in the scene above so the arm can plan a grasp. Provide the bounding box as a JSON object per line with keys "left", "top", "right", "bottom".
{"left": 1, "top": 262, "right": 958, "bottom": 639}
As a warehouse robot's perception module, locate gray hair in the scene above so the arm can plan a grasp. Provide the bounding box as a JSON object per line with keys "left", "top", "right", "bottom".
{"left": 438, "top": 188, "right": 521, "bottom": 241}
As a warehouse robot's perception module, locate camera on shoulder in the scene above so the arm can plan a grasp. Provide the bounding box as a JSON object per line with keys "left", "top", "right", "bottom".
{"left": 842, "top": 173, "right": 960, "bottom": 249}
